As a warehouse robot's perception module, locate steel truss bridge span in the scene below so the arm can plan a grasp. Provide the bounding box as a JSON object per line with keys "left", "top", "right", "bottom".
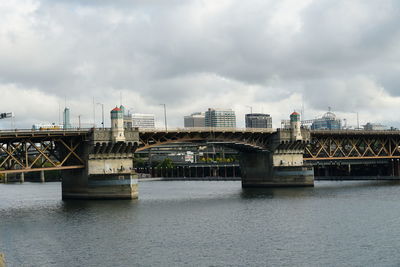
{"left": 0, "top": 130, "right": 87, "bottom": 174}
{"left": 305, "top": 130, "right": 400, "bottom": 161}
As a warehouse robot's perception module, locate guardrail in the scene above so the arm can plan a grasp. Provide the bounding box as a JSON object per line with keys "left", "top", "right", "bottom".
{"left": 1, "top": 127, "right": 400, "bottom": 134}
{"left": 0, "top": 127, "right": 277, "bottom": 133}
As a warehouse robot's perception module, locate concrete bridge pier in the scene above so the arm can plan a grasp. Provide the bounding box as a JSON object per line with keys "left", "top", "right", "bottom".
{"left": 3, "top": 173, "right": 7, "bottom": 184}
{"left": 62, "top": 156, "right": 138, "bottom": 200}
{"left": 20, "top": 172, "right": 25, "bottom": 183}
{"left": 240, "top": 150, "right": 314, "bottom": 187}
{"left": 240, "top": 123, "right": 314, "bottom": 188}
{"left": 61, "top": 123, "right": 140, "bottom": 200}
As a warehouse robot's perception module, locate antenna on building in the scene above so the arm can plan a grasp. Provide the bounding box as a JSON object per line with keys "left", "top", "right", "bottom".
{"left": 120, "top": 91, "right": 122, "bottom": 106}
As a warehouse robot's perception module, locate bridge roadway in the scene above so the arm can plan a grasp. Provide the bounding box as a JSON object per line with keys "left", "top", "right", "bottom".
{"left": 1, "top": 128, "right": 400, "bottom": 175}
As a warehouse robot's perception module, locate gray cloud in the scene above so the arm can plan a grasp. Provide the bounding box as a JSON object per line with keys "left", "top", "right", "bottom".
{"left": 1, "top": 0, "right": 400, "bottom": 129}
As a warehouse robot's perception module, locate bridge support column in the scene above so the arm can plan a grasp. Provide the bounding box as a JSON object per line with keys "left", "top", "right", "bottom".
{"left": 40, "top": 171, "right": 45, "bottom": 183}
{"left": 3, "top": 173, "right": 7, "bottom": 184}
{"left": 20, "top": 172, "right": 24, "bottom": 183}
{"left": 240, "top": 150, "right": 314, "bottom": 187}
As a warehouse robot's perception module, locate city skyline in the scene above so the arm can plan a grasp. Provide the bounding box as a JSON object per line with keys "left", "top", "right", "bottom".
{"left": 1, "top": 1, "right": 400, "bottom": 129}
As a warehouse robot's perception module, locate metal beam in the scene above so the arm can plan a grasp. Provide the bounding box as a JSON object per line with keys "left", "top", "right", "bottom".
{"left": 0, "top": 165, "right": 85, "bottom": 174}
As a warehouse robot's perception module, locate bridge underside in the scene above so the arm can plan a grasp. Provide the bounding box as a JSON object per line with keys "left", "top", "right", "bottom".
{"left": 137, "top": 129, "right": 273, "bottom": 152}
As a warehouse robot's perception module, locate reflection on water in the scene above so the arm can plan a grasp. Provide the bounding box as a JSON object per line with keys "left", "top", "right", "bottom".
{"left": 2, "top": 181, "right": 400, "bottom": 266}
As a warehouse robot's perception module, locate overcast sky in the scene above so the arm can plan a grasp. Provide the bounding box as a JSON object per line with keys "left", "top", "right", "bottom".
{"left": 1, "top": 0, "right": 400, "bottom": 129}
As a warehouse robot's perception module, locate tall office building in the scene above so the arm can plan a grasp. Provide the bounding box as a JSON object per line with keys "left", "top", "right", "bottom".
{"left": 205, "top": 108, "right": 236, "bottom": 128}
{"left": 63, "top": 107, "right": 71, "bottom": 129}
{"left": 184, "top": 112, "right": 205, "bottom": 128}
{"left": 132, "top": 113, "right": 155, "bottom": 129}
{"left": 245, "top": 113, "right": 272, "bottom": 129}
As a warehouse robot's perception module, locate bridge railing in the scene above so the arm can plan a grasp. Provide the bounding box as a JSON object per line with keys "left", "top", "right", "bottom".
{"left": 0, "top": 127, "right": 277, "bottom": 134}
{"left": 137, "top": 127, "right": 277, "bottom": 133}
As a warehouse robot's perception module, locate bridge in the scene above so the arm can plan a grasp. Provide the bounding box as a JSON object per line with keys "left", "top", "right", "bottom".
{"left": 1, "top": 125, "right": 400, "bottom": 199}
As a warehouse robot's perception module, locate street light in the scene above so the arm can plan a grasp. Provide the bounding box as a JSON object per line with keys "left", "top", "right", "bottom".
{"left": 97, "top": 103, "right": 104, "bottom": 129}
{"left": 159, "top": 104, "right": 167, "bottom": 131}
{"left": 352, "top": 111, "right": 360, "bottom": 130}
{"left": 78, "top": 115, "right": 82, "bottom": 129}
{"left": 357, "top": 112, "right": 360, "bottom": 130}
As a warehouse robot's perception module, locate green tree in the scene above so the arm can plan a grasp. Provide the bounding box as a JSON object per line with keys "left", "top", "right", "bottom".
{"left": 156, "top": 158, "right": 174, "bottom": 168}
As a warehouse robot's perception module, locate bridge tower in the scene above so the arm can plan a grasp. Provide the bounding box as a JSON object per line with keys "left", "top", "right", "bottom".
{"left": 61, "top": 106, "right": 139, "bottom": 200}
{"left": 111, "top": 106, "right": 125, "bottom": 142}
{"left": 290, "top": 111, "right": 302, "bottom": 141}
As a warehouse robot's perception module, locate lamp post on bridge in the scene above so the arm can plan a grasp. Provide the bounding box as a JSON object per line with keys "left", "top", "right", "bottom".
{"left": 78, "top": 115, "right": 82, "bottom": 129}
{"left": 351, "top": 111, "right": 360, "bottom": 130}
{"left": 97, "top": 103, "right": 105, "bottom": 129}
{"left": 159, "top": 104, "right": 167, "bottom": 131}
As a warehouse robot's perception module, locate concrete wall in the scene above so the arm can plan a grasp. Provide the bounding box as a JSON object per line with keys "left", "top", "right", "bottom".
{"left": 88, "top": 158, "right": 133, "bottom": 174}
{"left": 273, "top": 153, "right": 304, "bottom": 167}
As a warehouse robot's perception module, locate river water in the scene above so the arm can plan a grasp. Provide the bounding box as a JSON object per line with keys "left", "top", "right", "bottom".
{"left": 1, "top": 181, "right": 400, "bottom": 266}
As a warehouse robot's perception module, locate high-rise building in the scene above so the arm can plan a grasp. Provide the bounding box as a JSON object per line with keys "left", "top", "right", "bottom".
{"left": 63, "top": 107, "right": 71, "bottom": 129}
{"left": 184, "top": 112, "right": 205, "bottom": 128}
{"left": 311, "top": 111, "right": 341, "bottom": 130}
{"left": 205, "top": 108, "right": 236, "bottom": 128}
{"left": 132, "top": 113, "right": 155, "bottom": 129}
{"left": 245, "top": 113, "right": 272, "bottom": 129}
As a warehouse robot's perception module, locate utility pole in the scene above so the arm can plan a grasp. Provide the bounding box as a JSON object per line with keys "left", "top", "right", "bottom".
{"left": 78, "top": 115, "right": 81, "bottom": 129}
{"left": 160, "top": 104, "right": 167, "bottom": 131}
{"left": 97, "top": 103, "right": 104, "bottom": 129}
{"left": 92, "top": 97, "right": 96, "bottom": 128}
